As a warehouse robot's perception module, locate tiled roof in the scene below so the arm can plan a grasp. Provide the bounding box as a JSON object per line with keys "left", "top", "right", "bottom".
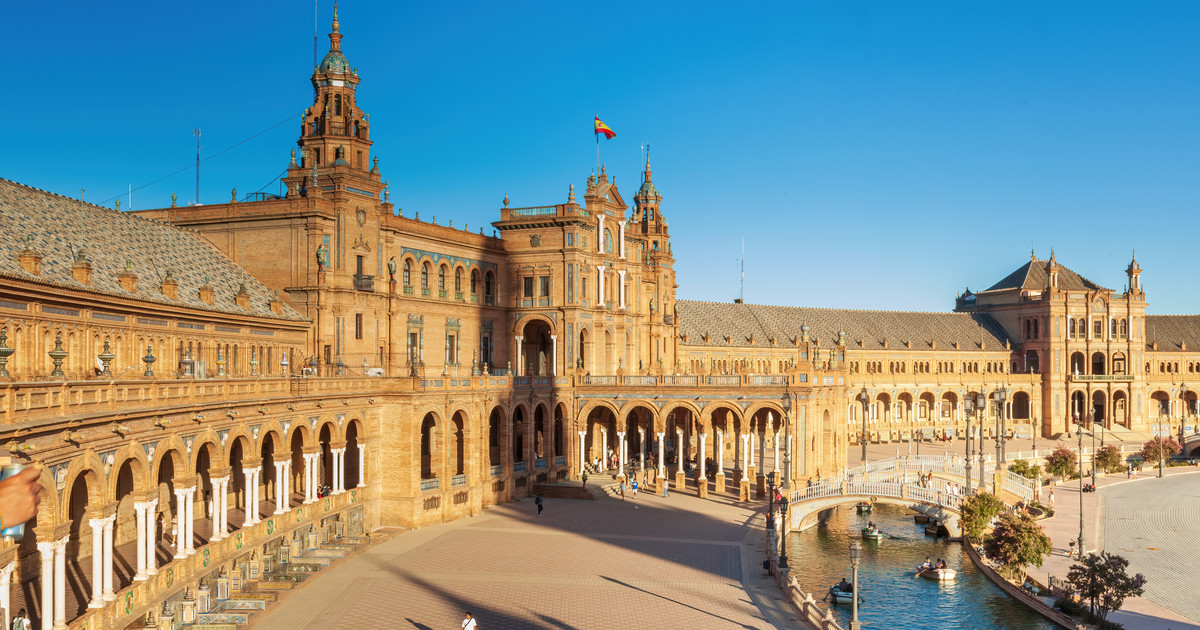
{"left": 676, "top": 300, "right": 1011, "bottom": 351}
{"left": 0, "top": 178, "right": 305, "bottom": 321}
{"left": 983, "top": 258, "right": 1105, "bottom": 293}
{"left": 1145, "top": 315, "right": 1200, "bottom": 352}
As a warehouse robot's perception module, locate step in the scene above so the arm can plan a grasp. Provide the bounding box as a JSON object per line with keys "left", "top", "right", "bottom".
{"left": 308, "top": 548, "right": 347, "bottom": 558}
{"left": 198, "top": 611, "right": 250, "bottom": 624}
{"left": 217, "top": 598, "right": 269, "bottom": 611}
{"left": 254, "top": 580, "right": 298, "bottom": 590}
{"left": 296, "top": 555, "right": 333, "bottom": 566}
{"left": 228, "top": 592, "right": 277, "bottom": 602}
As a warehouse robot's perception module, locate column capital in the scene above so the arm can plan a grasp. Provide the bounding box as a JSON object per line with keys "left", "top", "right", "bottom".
{"left": 133, "top": 501, "right": 153, "bottom": 512}
{"left": 550, "top": 334, "right": 557, "bottom": 341}
{"left": 37, "top": 541, "right": 55, "bottom": 555}
{"left": 55, "top": 535, "right": 69, "bottom": 550}
{"left": 578, "top": 431, "right": 586, "bottom": 437}
{"left": 0, "top": 561, "right": 14, "bottom": 581}
{"left": 88, "top": 518, "right": 107, "bottom": 530}
{"left": 209, "top": 475, "right": 230, "bottom": 486}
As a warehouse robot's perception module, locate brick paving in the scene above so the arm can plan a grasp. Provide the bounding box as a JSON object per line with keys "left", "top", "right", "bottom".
{"left": 250, "top": 485, "right": 800, "bottom": 630}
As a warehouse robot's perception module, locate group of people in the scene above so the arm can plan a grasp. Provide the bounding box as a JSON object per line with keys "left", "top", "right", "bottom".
{"left": 832, "top": 577, "right": 854, "bottom": 595}
{"left": 920, "top": 556, "right": 948, "bottom": 570}
{"left": 864, "top": 521, "right": 879, "bottom": 534}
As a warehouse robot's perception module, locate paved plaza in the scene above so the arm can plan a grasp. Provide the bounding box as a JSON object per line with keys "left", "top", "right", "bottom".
{"left": 251, "top": 484, "right": 798, "bottom": 630}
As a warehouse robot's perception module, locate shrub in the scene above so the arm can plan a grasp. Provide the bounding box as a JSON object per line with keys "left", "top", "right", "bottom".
{"left": 1095, "top": 445, "right": 1125, "bottom": 474}
{"left": 983, "top": 511, "right": 1053, "bottom": 579}
{"left": 961, "top": 491, "right": 1005, "bottom": 541}
{"left": 1140, "top": 436, "right": 1181, "bottom": 463}
{"left": 1045, "top": 443, "right": 1077, "bottom": 479}
{"left": 1066, "top": 552, "right": 1147, "bottom": 622}
{"left": 1008, "top": 459, "right": 1042, "bottom": 479}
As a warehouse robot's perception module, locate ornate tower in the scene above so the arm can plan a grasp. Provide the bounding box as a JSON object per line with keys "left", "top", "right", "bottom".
{"left": 283, "top": 3, "right": 376, "bottom": 197}
{"left": 632, "top": 149, "right": 678, "bottom": 372}
{"left": 1126, "top": 253, "right": 1143, "bottom": 297}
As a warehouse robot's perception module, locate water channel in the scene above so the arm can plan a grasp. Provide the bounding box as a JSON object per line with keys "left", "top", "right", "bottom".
{"left": 784, "top": 503, "right": 1057, "bottom": 630}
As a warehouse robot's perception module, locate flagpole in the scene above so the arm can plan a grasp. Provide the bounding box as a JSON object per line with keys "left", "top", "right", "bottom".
{"left": 596, "top": 132, "right": 600, "bottom": 178}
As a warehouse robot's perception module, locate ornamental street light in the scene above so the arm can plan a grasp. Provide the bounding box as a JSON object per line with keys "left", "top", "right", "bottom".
{"left": 1090, "top": 407, "right": 1097, "bottom": 488}
{"left": 974, "top": 392, "right": 987, "bottom": 490}
{"left": 779, "top": 495, "right": 790, "bottom": 568}
{"left": 781, "top": 384, "right": 792, "bottom": 490}
{"left": 1076, "top": 422, "right": 1085, "bottom": 556}
{"left": 849, "top": 541, "right": 863, "bottom": 630}
{"left": 1180, "top": 383, "right": 1189, "bottom": 445}
{"left": 964, "top": 395, "right": 974, "bottom": 492}
{"left": 994, "top": 388, "right": 1009, "bottom": 470}
{"left": 767, "top": 471, "right": 776, "bottom": 529}
{"left": 857, "top": 387, "right": 870, "bottom": 464}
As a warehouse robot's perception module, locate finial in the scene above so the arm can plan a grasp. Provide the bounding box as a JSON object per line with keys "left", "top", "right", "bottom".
{"left": 125, "top": 259, "right": 132, "bottom": 272}
{"left": 231, "top": 187, "right": 237, "bottom": 202}
{"left": 115, "top": 198, "right": 121, "bottom": 210}
{"left": 290, "top": 148, "right": 297, "bottom": 166}
{"left": 332, "top": 1, "right": 340, "bottom": 32}
{"left": 384, "top": 179, "right": 390, "bottom": 203}
{"left": 503, "top": 193, "right": 510, "bottom": 208}
{"left": 568, "top": 184, "right": 575, "bottom": 203}
{"left": 171, "top": 192, "right": 178, "bottom": 207}
{"left": 601, "top": 163, "right": 607, "bottom": 175}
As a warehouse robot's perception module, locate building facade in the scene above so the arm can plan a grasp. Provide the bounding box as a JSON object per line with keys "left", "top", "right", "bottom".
{"left": 1, "top": 8, "right": 1198, "bottom": 630}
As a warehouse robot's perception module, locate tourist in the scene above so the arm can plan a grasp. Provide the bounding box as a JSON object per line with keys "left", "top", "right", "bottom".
{"left": 662, "top": 477, "right": 669, "bottom": 498}
{"left": 535, "top": 494, "right": 543, "bottom": 516}
{"left": 11, "top": 608, "right": 30, "bottom": 630}
{"left": 631, "top": 479, "right": 639, "bottom": 498}
{"left": 619, "top": 480, "right": 626, "bottom": 501}
{"left": 1048, "top": 489, "right": 1054, "bottom": 508}
{"left": 461, "top": 612, "right": 476, "bottom": 630}
{"left": 1126, "top": 464, "right": 1131, "bottom": 479}
{"left": 922, "top": 557, "right": 932, "bottom": 569}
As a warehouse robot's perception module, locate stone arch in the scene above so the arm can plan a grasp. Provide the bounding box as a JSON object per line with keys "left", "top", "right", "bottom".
{"left": 420, "top": 411, "right": 440, "bottom": 479}
{"left": 533, "top": 403, "right": 548, "bottom": 459}
{"left": 487, "top": 406, "right": 505, "bottom": 467}
{"left": 553, "top": 403, "right": 566, "bottom": 460}
{"left": 450, "top": 410, "right": 467, "bottom": 475}
{"left": 59, "top": 451, "right": 108, "bottom": 517}
{"left": 1091, "top": 351, "right": 1107, "bottom": 376}
{"left": 1012, "top": 391, "right": 1031, "bottom": 420}
{"left": 1091, "top": 390, "right": 1107, "bottom": 426}
{"left": 518, "top": 317, "right": 555, "bottom": 376}
{"left": 106, "top": 444, "right": 152, "bottom": 500}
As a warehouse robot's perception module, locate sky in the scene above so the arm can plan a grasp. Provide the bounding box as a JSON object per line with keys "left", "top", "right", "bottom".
{"left": 5, "top": 1, "right": 1199, "bottom": 313}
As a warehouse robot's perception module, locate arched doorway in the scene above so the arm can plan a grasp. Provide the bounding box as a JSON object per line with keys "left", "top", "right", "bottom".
{"left": 1091, "top": 352, "right": 1107, "bottom": 376}
{"left": 520, "top": 320, "right": 554, "bottom": 376}
{"left": 1091, "top": 391, "right": 1107, "bottom": 427}
{"left": 420, "top": 413, "right": 438, "bottom": 479}
{"left": 1112, "top": 391, "right": 1128, "bottom": 428}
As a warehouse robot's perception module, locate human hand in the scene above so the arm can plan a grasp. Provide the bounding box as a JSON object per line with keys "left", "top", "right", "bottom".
{"left": 0, "top": 467, "right": 42, "bottom": 530}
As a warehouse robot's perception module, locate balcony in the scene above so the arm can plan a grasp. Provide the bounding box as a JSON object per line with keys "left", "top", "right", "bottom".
{"left": 1069, "top": 374, "right": 1134, "bottom": 382}
{"left": 353, "top": 274, "right": 374, "bottom": 292}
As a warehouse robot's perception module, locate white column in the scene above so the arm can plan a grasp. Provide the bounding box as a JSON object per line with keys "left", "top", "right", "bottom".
{"left": 698, "top": 433, "right": 708, "bottom": 478}
{"left": 616, "top": 432, "right": 626, "bottom": 474}
{"left": 617, "top": 270, "right": 627, "bottom": 309}
{"left": 52, "top": 536, "right": 67, "bottom": 630}
{"left": 676, "top": 429, "right": 683, "bottom": 468}
{"left": 133, "top": 502, "right": 149, "bottom": 580}
{"left": 275, "top": 465, "right": 287, "bottom": 514}
{"left": 550, "top": 335, "right": 558, "bottom": 375}
{"left": 242, "top": 469, "right": 255, "bottom": 526}
{"left": 219, "top": 476, "right": 231, "bottom": 538}
{"left": 87, "top": 518, "right": 104, "bottom": 608}
{"left": 337, "top": 450, "right": 347, "bottom": 494}
{"left": 657, "top": 432, "right": 665, "bottom": 478}
{"left": 578, "top": 431, "right": 587, "bottom": 472}
{"left": 357, "top": 449, "right": 365, "bottom": 488}
{"left": 774, "top": 430, "right": 780, "bottom": 471}
{"left": 145, "top": 499, "right": 158, "bottom": 576}
{"left": 173, "top": 490, "right": 187, "bottom": 558}
{"left": 1, "top": 562, "right": 14, "bottom": 630}
{"left": 102, "top": 515, "right": 116, "bottom": 601}
{"left": 251, "top": 468, "right": 263, "bottom": 521}
{"left": 305, "top": 454, "right": 317, "bottom": 503}
{"left": 514, "top": 335, "right": 524, "bottom": 376}
{"left": 596, "top": 266, "right": 606, "bottom": 307}
{"left": 717, "top": 429, "right": 725, "bottom": 472}
{"left": 597, "top": 214, "right": 606, "bottom": 253}
{"left": 618, "top": 220, "right": 626, "bottom": 259}
{"left": 184, "top": 487, "right": 196, "bottom": 556}
{"left": 208, "top": 478, "right": 222, "bottom": 541}
{"left": 740, "top": 434, "right": 750, "bottom": 471}
{"left": 38, "top": 541, "right": 53, "bottom": 630}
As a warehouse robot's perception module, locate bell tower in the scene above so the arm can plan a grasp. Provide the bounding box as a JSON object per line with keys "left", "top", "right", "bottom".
{"left": 1126, "top": 253, "right": 1144, "bottom": 298}
{"left": 283, "top": 3, "right": 376, "bottom": 197}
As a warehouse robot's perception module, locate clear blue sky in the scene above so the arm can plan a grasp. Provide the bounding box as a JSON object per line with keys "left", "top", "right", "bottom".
{"left": 6, "top": 2, "right": 1199, "bottom": 313}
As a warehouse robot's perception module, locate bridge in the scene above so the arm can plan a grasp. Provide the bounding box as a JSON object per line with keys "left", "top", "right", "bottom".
{"left": 785, "top": 456, "right": 1039, "bottom": 540}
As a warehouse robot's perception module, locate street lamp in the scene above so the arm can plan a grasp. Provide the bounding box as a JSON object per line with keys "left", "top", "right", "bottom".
{"left": 857, "top": 387, "right": 870, "bottom": 464}
{"left": 1076, "top": 422, "right": 1085, "bottom": 556}
{"left": 974, "top": 392, "right": 987, "bottom": 490}
{"left": 766, "top": 471, "right": 776, "bottom": 529}
{"left": 1090, "top": 407, "right": 1097, "bottom": 488}
{"left": 994, "top": 388, "right": 1009, "bottom": 469}
{"left": 779, "top": 495, "right": 790, "bottom": 568}
{"left": 1180, "top": 383, "right": 1189, "bottom": 445}
{"left": 964, "top": 395, "right": 974, "bottom": 492}
{"left": 849, "top": 541, "right": 863, "bottom": 630}
{"left": 781, "top": 384, "right": 792, "bottom": 489}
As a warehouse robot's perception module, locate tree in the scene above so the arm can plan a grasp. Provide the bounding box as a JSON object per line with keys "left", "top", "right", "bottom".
{"left": 1065, "top": 552, "right": 1147, "bottom": 622}
{"left": 1008, "top": 459, "right": 1042, "bottom": 479}
{"left": 960, "top": 491, "right": 1005, "bottom": 541}
{"left": 1044, "top": 443, "right": 1077, "bottom": 479}
{"left": 1094, "top": 444, "right": 1125, "bottom": 474}
{"left": 1140, "top": 436, "right": 1181, "bottom": 463}
{"left": 983, "top": 511, "right": 1053, "bottom": 579}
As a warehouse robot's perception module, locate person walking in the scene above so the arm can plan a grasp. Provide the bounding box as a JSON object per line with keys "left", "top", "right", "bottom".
{"left": 535, "top": 494, "right": 543, "bottom": 516}
{"left": 461, "top": 612, "right": 476, "bottom": 629}
{"left": 1048, "top": 489, "right": 1054, "bottom": 509}
{"left": 12, "top": 608, "right": 31, "bottom": 630}
{"left": 662, "top": 476, "right": 669, "bottom": 498}
{"left": 631, "top": 479, "right": 638, "bottom": 499}
{"left": 619, "top": 480, "right": 626, "bottom": 501}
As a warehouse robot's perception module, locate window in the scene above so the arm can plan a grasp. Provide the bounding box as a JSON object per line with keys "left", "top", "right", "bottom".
{"left": 581, "top": 277, "right": 588, "bottom": 301}
{"left": 1093, "top": 320, "right": 1102, "bottom": 337}
{"left": 455, "top": 268, "right": 462, "bottom": 292}
{"left": 334, "top": 94, "right": 342, "bottom": 116}
{"left": 313, "top": 148, "right": 321, "bottom": 164}
{"left": 1120, "top": 319, "right": 1128, "bottom": 338}
{"left": 357, "top": 151, "right": 363, "bottom": 168}
{"left": 470, "top": 270, "right": 478, "bottom": 293}
{"left": 1110, "top": 319, "right": 1117, "bottom": 338}
{"left": 438, "top": 266, "right": 446, "bottom": 290}
{"left": 447, "top": 334, "right": 457, "bottom": 364}
{"left": 485, "top": 272, "right": 495, "bottom": 304}
{"left": 421, "top": 263, "right": 429, "bottom": 287}
{"left": 403, "top": 260, "right": 411, "bottom": 285}
{"left": 523, "top": 277, "right": 534, "bottom": 298}
{"left": 539, "top": 276, "right": 550, "bottom": 297}
{"left": 1068, "top": 318, "right": 1076, "bottom": 339}
{"left": 355, "top": 313, "right": 363, "bottom": 339}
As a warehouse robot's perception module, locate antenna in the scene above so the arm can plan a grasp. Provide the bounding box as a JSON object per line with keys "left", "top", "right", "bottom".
{"left": 738, "top": 237, "right": 745, "bottom": 303}
{"left": 193, "top": 128, "right": 202, "bottom": 205}
{"left": 128, "top": 184, "right": 132, "bottom": 212}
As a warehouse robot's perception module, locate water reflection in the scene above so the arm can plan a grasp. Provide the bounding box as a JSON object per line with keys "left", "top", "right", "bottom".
{"left": 784, "top": 503, "right": 1057, "bottom": 630}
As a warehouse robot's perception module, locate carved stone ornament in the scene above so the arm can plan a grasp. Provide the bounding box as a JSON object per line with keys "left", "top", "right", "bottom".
{"left": 530, "top": 234, "right": 541, "bottom": 247}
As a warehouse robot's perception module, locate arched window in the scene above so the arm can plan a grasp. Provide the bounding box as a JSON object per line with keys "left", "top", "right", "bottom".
{"left": 438, "top": 266, "right": 446, "bottom": 291}
{"left": 455, "top": 268, "right": 462, "bottom": 292}
{"left": 1110, "top": 319, "right": 1117, "bottom": 337}
{"left": 485, "top": 271, "right": 495, "bottom": 305}
{"left": 1120, "top": 319, "right": 1128, "bottom": 338}
{"left": 470, "top": 270, "right": 479, "bottom": 293}
{"left": 334, "top": 94, "right": 342, "bottom": 116}
{"left": 403, "top": 260, "right": 411, "bottom": 285}
{"left": 421, "top": 263, "right": 429, "bottom": 288}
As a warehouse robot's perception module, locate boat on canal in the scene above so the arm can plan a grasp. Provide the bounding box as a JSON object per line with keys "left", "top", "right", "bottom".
{"left": 861, "top": 527, "right": 885, "bottom": 540}
{"left": 856, "top": 501, "right": 873, "bottom": 514}
{"left": 917, "top": 566, "right": 957, "bottom": 580}
{"left": 827, "top": 588, "right": 861, "bottom": 604}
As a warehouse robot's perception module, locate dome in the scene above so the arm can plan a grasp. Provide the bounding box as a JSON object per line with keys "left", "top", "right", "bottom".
{"left": 637, "top": 179, "right": 659, "bottom": 198}
{"left": 319, "top": 50, "right": 350, "bottom": 74}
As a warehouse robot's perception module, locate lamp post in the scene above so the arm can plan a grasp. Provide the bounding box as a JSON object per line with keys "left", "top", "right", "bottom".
{"left": 1090, "top": 407, "right": 1097, "bottom": 488}
{"left": 781, "top": 385, "right": 792, "bottom": 489}
{"left": 975, "top": 392, "right": 987, "bottom": 490}
{"left": 1076, "top": 422, "right": 1085, "bottom": 556}
{"left": 994, "top": 388, "right": 1009, "bottom": 470}
{"left": 857, "top": 387, "right": 869, "bottom": 464}
{"left": 849, "top": 541, "right": 863, "bottom": 630}
{"left": 767, "top": 471, "right": 776, "bottom": 529}
{"left": 779, "top": 495, "right": 790, "bottom": 568}
{"left": 1180, "top": 383, "right": 1189, "bottom": 446}
{"left": 964, "top": 395, "right": 974, "bottom": 492}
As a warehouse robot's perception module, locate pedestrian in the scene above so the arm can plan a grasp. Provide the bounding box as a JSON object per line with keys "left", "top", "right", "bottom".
{"left": 631, "top": 479, "right": 638, "bottom": 498}
{"left": 619, "top": 480, "right": 626, "bottom": 501}
{"left": 12, "top": 608, "right": 30, "bottom": 630}
{"left": 461, "top": 612, "right": 476, "bottom": 630}
{"left": 581, "top": 472, "right": 588, "bottom": 488}
{"left": 535, "top": 494, "right": 543, "bottom": 516}
{"left": 662, "top": 476, "right": 669, "bottom": 497}
{"left": 1126, "top": 464, "right": 1131, "bottom": 479}
{"left": 1048, "top": 489, "right": 1054, "bottom": 508}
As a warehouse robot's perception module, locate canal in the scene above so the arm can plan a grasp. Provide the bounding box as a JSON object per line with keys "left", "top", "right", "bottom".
{"left": 784, "top": 502, "right": 1057, "bottom": 629}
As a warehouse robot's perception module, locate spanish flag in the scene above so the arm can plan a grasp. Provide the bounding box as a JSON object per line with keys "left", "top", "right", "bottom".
{"left": 594, "top": 117, "right": 616, "bottom": 139}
